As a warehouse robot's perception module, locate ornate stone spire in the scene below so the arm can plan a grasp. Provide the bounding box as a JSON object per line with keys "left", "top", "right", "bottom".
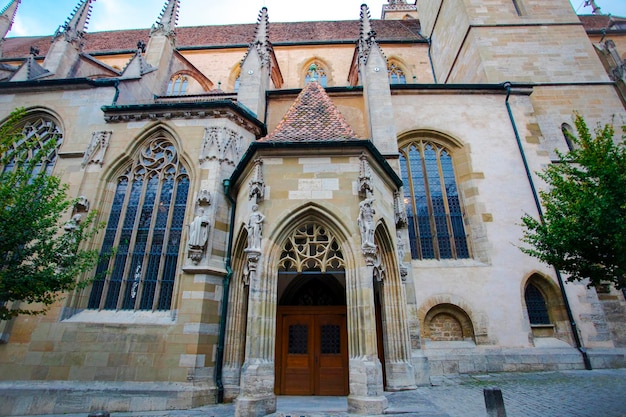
{"left": 54, "top": 0, "right": 94, "bottom": 49}
{"left": 358, "top": 4, "right": 377, "bottom": 65}
{"left": 242, "top": 7, "right": 271, "bottom": 68}
{"left": 0, "top": 0, "right": 20, "bottom": 39}
{"left": 150, "top": 0, "right": 180, "bottom": 38}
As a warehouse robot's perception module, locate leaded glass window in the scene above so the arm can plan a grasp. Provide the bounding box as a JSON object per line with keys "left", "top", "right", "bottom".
{"left": 399, "top": 140, "right": 469, "bottom": 260}
{"left": 525, "top": 284, "right": 550, "bottom": 325}
{"left": 88, "top": 137, "right": 189, "bottom": 311}
{"left": 305, "top": 62, "right": 327, "bottom": 87}
{"left": 2, "top": 116, "right": 63, "bottom": 175}
{"left": 388, "top": 63, "right": 406, "bottom": 84}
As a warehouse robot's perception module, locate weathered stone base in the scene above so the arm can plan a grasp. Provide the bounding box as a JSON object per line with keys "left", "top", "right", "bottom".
{"left": 423, "top": 342, "right": 626, "bottom": 375}
{"left": 347, "top": 395, "right": 388, "bottom": 415}
{"left": 234, "top": 395, "right": 276, "bottom": 417}
{"left": 587, "top": 348, "right": 626, "bottom": 369}
{"left": 0, "top": 381, "right": 215, "bottom": 416}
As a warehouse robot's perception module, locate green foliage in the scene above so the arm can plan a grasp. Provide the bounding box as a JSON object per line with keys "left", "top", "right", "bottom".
{"left": 0, "top": 109, "right": 102, "bottom": 320}
{"left": 521, "top": 113, "right": 626, "bottom": 289}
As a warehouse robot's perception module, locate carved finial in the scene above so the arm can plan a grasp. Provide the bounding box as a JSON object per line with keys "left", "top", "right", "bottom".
{"left": 151, "top": 0, "right": 180, "bottom": 38}
{"left": 308, "top": 64, "right": 318, "bottom": 82}
{"left": 137, "top": 40, "right": 146, "bottom": 53}
{"left": 255, "top": 7, "right": 270, "bottom": 45}
{"left": 55, "top": 0, "right": 94, "bottom": 48}
{"left": 29, "top": 45, "right": 39, "bottom": 56}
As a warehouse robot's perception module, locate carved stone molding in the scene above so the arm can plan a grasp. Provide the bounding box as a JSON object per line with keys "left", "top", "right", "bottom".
{"left": 74, "top": 195, "right": 90, "bottom": 213}
{"left": 394, "top": 189, "right": 408, "bottom": 228}
{"left": 358, "top": 152, "right": 374, "bottom": 198}
{"left": 81, "top": 131, "right": 111, "bottom": 168}
{"left": 249, "top": 158, "right": 265, "bottom": 202}
{"left": 197, "top": 189, "right": 211, "bottom": 206}
{"left": 199, "top": 126, "right": 243, "bottom": 167}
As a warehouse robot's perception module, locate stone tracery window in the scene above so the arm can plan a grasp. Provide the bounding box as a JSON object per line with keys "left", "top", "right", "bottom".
{"left": 399, "top": 139, "right": 469, "bottom": 260}
{"left": 388, "top": 62, "right": 406, "bottom": 84}
{"left": 2, "top": 115, "right": 63, "bottom": 175}
{"left": 278, "top": 223, "right": 345, "bottom": 272}
{"left": 88, "top": 137, "right": 189, "bottom": 311}
{"left": 304, "top": 62, "right": 328, "bottom": 87}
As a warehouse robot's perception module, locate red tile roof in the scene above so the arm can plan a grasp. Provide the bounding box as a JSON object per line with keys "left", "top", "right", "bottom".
{"left": 260, "top": 80, "right": 359, "bottom": 143}
{"left": 1, "top": 19, "right": 424, "bottom": 59}
{"left": 579, "top": 14, "right": 626, "bottom": 31}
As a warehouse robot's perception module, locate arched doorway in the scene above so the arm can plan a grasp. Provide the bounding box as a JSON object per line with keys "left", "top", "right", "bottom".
{"left": 276, "top": 274, "right": 349, "bottom": 396}
{"left": 274, "top": 222, "right": 349, "bottom": 396}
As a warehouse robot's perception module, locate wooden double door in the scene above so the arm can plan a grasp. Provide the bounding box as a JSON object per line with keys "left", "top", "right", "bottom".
{"left": 276, "top": 306, "right": 349, "bottom": 396}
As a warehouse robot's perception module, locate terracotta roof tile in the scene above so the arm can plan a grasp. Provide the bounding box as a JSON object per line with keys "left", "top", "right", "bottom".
{"left": 579, "top": 14, "right": 626, "bottom": 31}
{"left": 260, "top": 80, "right": 359, "bottom": 143}
{"left": 1, "top": 19, "right": 425, "bottom": 59}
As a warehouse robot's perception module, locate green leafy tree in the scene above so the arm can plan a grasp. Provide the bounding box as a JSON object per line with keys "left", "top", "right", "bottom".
{"left": 0, "top": 109, "right": 102, "bottom": 320}
{"left": 521, "top": 113, "right": 626, "bottom": 289}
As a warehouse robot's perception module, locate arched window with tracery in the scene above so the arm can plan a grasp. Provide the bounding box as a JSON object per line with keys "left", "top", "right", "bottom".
{"left": 304, "top": 62, "right": 328, "bottom": 87}
{"left": 399, "top": 139, "right": 469, "bottom": 260}
{"left": 167, "top": 74, "right": 189, "bottom": 95}
{"left": 278, "top": 223, "right": 345, "bottom": 273}
{"left": 88, "top": 137, "right": 190, "bottom": 311}
{"left": 388, "top": 62, "right": 406, "bottom": 84}
{"left": 2, "top": 114, "right": 63, "bottom": 175}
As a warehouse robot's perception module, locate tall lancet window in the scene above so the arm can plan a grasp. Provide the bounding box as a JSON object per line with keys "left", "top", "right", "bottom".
{"left": 88, "top": 137, "right": 189, "bottom": 311}
{"left": 399, "top": 139, "right": 469, "bottom": 260}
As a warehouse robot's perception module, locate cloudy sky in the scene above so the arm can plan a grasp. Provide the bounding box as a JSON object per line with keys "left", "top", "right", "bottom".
{"left": 6, "top": 0, "right": 626, "bottom": 37}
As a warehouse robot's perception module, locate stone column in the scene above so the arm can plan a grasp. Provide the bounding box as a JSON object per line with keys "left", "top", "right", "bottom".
{"left": 346, "top": 262, "right": 387, "bottom": 415}
{"left": 234, "top": 250, "right": 277, "bottom": 417}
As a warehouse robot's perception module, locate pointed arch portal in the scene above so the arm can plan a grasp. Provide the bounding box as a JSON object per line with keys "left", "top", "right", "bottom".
{"left": 275, "top": 222, "right": 349, "bottom": 396}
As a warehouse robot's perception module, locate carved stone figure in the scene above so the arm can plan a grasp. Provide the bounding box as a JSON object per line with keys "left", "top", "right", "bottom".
{"left": 358, "top": 197, "right": 376, "bottom": 249}
{"left": 246, "top": 204, "right": 266, "bottom": 251}
{"left": 188, "top": 208, "right": 210, "bottom": 249}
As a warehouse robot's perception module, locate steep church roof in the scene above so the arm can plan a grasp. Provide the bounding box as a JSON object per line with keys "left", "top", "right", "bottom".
{"left": 260, "top": 78, "right": 359, "bottom": 143}
{"left": 0, "top": 19, "right": 424, "bottom": 59}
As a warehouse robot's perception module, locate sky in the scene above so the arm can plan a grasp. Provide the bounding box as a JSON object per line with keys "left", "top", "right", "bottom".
{"left": 5, "top": 0, "right": 626, "bottom": 38}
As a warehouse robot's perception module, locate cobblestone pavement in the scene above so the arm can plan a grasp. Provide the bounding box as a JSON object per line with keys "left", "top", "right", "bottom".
{"left": 10, "top": 369, "right": 626, "bottom": 417}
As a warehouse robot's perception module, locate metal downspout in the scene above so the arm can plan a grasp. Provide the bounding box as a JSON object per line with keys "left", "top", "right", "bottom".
{"left": 215, "top": 179, "right": 236, "bottom": 403}
{"left": 427, "top": 37, "right": 437, "bottom": 84}
{"left": 503, "top": 82, "right": 592, "bottom": 370}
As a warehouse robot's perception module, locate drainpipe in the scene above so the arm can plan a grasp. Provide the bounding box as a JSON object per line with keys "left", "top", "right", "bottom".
{"left": 215, "top": 178, "right": 236, "bottom": 403}
{"left": 503, "top": 82, "right": 592, "bottom": 370}
{"left": 427, "top": 37, "right": 437, "bottom": 84}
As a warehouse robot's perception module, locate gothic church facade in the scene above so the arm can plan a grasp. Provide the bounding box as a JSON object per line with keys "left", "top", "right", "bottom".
{"left": 0, "top": 1, "right": 625, "bottom": 416}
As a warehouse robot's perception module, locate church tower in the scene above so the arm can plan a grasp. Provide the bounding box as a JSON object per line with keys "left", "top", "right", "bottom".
{"left": 417, "top": 0, "right": 625, "bottom": 156}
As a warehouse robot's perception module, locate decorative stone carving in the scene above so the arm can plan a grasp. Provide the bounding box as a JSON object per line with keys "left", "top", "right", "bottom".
{"left": 81, "top": 131, "right": 112, "bottom": 168}
{"left": 74, "top": 195, "right": 90, "bottom": 213}
{"left": 188, "top": 207, "right": 210, "bottom": 264}
{"left": 245, "top": 204, "right": 265, "bottom": 251}
{"left": 394, "top": 189, "right": 408, "bottom": 228}
{"left": 358, "top": 196, "right": 376, "bottom": 249}
{"left": 64, "top": 213, "right": 82, "bottom": 233}
{"left": 249, "top": 158, "right": 265, "bottom": 202}
{"left": 373, "top": 248, "right": 386, "bottom": 283}
{"left": 197, "top": 189, "right": 211, "bottom": 206}
{"left": 199, "top": 126, "right": 243, "bottom": 166}
{"left": 358, "top": 152, "right": 374, "bottom": 198}
{"left": 396, "top": 231, "right": 408, "bottom": 281}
